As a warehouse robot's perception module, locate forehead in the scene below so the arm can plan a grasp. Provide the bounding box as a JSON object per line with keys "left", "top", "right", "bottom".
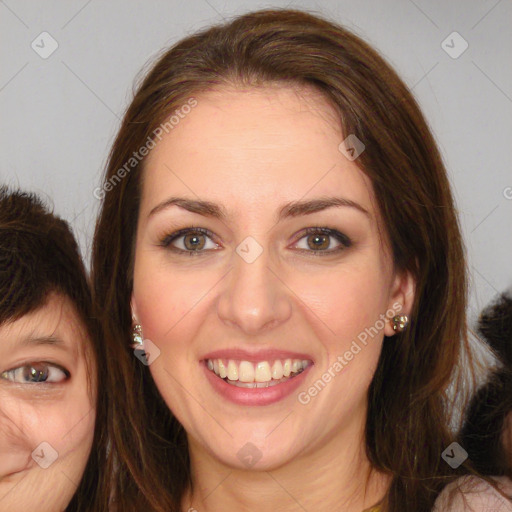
{"left": 0, "top": 293, "right": 89, "bottom": 357}
{"left": 141, "top": 85, "right": 375, "bottom": 219}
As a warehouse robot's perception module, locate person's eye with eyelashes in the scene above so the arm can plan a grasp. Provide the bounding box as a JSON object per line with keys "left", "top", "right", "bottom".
{"left": 158, "top": 226, "right": 352, "bottom": 256}
{"left": 159, "top": 227, "right": 220, "bottom": 254}
{"left": 1, "top": 361, "right": 70, "bottom": 384}
{"left": 292, "top": 227, "right": 352, "bottom": 255}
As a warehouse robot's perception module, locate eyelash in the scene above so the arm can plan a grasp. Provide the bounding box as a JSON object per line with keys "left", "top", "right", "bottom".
{"left": 0, "top": 362, "right": 70, "bottom": 385}
{"left": 159, "top": 226, "right": 352, "bottom": 256}
{"left": 294, "top": 227, "right": 352, "bottom": 255}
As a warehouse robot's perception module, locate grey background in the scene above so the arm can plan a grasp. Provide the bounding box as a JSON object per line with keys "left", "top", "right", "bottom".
{"left": 1, "top": 0, "right": 511, "bottom": 328}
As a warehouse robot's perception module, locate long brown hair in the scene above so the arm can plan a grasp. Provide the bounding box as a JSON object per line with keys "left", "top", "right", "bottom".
{"left": 92, "top": 8, "right": 495, "bottom": 511}
{"left": 0, "top": 186, "right": 108, "bottom": 511}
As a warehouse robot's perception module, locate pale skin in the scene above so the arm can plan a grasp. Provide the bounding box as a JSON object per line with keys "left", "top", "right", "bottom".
{"left": 0, "top": 292, "right": 96, "bottom": 511}
{"left": 131, "top": 85, "right": 415, "bottom": 512}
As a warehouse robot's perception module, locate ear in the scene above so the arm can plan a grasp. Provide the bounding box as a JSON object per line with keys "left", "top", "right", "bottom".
{"left": 383, "top": 268, "right": 416, "bottom": 337}
{"left": 130, "top": 294, "right": 139, "bottom": 325}
{"left": 130, "top": 295, "right": 144, "bottom": 349}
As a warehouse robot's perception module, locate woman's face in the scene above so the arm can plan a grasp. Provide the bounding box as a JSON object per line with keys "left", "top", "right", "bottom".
{"left": 0, "top": 292, "right": 96, "bottom": 511}
{"left": 132, "top": 85, "right": 414, "bottom": 470}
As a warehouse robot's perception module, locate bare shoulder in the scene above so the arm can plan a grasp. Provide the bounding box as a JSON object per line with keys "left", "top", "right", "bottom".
{"left": 432, "top": 476, "right": 512, "bottom": 511}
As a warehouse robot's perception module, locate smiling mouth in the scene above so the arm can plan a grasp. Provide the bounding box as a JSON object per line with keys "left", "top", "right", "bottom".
{"left": 205, "top": 358, "right": 313, "bottom": 388}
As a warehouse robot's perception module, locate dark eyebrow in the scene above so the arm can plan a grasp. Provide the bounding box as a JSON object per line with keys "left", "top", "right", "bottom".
{"left": 149, "top": 197, "right": 227, "bottom": 220}
{"left": 148, "top": 196, "right": 370, "bottom": 221}
{"left": 277, "top": 197, "right": 370, "bottom": 220}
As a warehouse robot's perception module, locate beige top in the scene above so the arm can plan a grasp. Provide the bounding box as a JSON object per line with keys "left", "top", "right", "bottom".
{"left": 432, "top": 476, "right": 512, "bottom": 511}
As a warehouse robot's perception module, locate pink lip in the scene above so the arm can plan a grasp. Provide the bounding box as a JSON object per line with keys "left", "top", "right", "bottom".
{"left": 201, "top": 348, "right": 314, "bottom": 363}
{"left": 202, "top": 361, "right": 313, "bottom": 406}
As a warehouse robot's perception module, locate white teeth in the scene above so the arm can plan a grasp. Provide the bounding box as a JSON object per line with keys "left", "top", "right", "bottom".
{"left": 255, "top": 361, "right": 271, "bottom": 382}
{"left": 239, "top": 361, "right": 255, "bottom": 382}
{"left": 283, "top": 359, "right": 292, "bottom": 377}
{"left": 206, "top": 357, "right": 311, "bottom": 385}
{"left": 271, "top": 360, "right": 283, "bottom": 380}
{"left": 227, "top": 360, "right": 238, "bottom": 380}
{"left": 227, "top": 379, "right": 280, "bottom": 388}
{"left": 218, "top": 360, "right": 227, "bottom": 379}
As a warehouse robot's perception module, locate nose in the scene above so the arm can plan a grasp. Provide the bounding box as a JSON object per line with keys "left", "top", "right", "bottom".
{"left": 217, "top": 245, "right": 292, "bottom": 335}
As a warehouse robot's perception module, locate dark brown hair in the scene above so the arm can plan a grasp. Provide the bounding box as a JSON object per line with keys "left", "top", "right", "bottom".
{"left": 0, "top": 186, "right": 108, "bottom": 511}
{"left": 91, "top": 8, "right": 501, "bottom": 511}
{"left": 460, "top": 293, "right": 512, "bottom": 479}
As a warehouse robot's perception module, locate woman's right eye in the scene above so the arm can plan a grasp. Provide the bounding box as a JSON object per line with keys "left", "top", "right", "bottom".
{"left": 0, "top": 363, "right": 70, "bottom": 384}
{"left": 160, "top": 228, "right": 220, "bottom": 255}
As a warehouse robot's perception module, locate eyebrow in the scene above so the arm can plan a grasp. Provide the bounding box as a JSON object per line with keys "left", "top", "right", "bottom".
{"left": 18, "top": 335, "right": 68, "bottom": 349}
{"left": 148, "top": 196, "right": 370, "bottom": 221}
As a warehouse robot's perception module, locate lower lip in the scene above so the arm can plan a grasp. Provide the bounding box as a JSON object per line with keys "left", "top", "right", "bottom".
{"left": 202, "top": 362, "right": 313, "bottom": 406}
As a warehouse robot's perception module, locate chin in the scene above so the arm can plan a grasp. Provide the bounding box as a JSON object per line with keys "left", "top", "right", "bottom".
{"left": 198, "top": 427, "right": 303, "bottom": 472}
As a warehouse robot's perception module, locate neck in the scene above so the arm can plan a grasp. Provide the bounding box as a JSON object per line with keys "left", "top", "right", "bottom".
{"left": 182, "top": 414, "right": 390, "bottom": 512}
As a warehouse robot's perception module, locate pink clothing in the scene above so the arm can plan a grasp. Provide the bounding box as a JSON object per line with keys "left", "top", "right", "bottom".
{"left": 433, "top": 476, "right": 512, "bottom": 511}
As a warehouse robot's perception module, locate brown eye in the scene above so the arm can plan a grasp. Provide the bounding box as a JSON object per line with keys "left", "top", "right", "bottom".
{"left": 306, "top": 233, "right": 330, "bottom": 250}
{"left": 160, "top": 227, "right": 220, "bottom": 254}
{"left": 23, "top": 364, "right": 49, "bottom": 382}
{"left": 183, "top": 232, "right": 206, "bottom": 251}
{"left": 1, "top": 363, "right": 69, "bottom": 384}
{"left": 294, "top": 228, "right": 352, "bottom": 255}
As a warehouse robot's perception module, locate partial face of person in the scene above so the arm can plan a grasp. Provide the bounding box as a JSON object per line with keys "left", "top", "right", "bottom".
{"left": 0, "top": 292, "right": 96, "bottom": 511}
{"left": 132, "top": 85, "right": 414, "bottom": 470}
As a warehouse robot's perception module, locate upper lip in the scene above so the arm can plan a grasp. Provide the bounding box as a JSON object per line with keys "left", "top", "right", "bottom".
{"left": 201, "top": 348, "right": 314, "bottom": 363}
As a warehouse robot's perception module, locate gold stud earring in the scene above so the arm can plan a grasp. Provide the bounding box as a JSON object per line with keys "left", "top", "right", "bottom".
{"left": 392, "top": 315, "right": 409, "bottom": 333}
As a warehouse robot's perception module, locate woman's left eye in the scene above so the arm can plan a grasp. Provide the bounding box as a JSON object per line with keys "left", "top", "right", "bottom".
{"left": 0, "top": 363, "right": 70, "bottom": 384}
{"left": 293, "top": 228, "right": 352, "bottom": 254}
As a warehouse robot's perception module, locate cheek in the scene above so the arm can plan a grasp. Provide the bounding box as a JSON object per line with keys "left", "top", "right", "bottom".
{"left": 31, "top": 398, "right": 96, "bottom": 494}
{"left": 133, "top": 259, "right": 217, "bottom": 341}
{"left": 0, "top": 405, "right": 95, "bottom": 510}
{"left": 6, "top": 393, "right": 95, "bottom": 459}
{"left": 291, "top": 263, "right": 390, "bottom": 343}
{"left": 0, "top": 390, "right": 95, "bottom": 504}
